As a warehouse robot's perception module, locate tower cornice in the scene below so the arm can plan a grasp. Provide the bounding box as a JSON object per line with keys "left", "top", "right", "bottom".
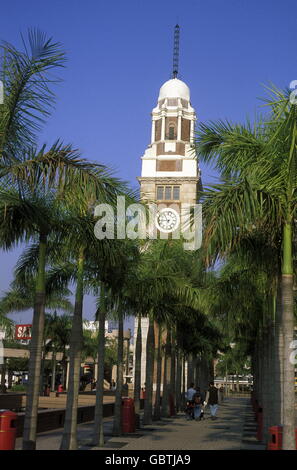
{"left": 138, "top": 176, "right": 200, "bottom": 184}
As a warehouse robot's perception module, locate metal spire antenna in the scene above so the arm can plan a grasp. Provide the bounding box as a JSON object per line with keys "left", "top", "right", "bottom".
{"left": 172, "top": 24, "right": 180, "bottom": 79}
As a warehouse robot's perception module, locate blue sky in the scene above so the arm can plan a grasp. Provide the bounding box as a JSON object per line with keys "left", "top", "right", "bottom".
{"left": 1, "top": 0, "right": 297, "bottom": 324}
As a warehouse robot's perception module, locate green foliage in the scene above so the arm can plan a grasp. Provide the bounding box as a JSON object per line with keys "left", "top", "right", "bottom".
{"left": 43, "top": 312, "right": 72, "bottom": 354}
{"left": 82, "top": 328, "right": 119, "bottom": 369}
{"left": 3, "top": 339, "right": 29, "bottom": 349}
{"left": 104, "top": 337, "right": 118, "bottom": 368}
{"left": 7, "top": 356, "right": 29, "bottom": 372}
{"left": 216, "top": 345, "right": 251, "bottom": 377}
{"left": 0, "top": 29, "right": 66, "bottom": 157}
{"left": 11, "top": 384, "right": 26, "bottom": 392}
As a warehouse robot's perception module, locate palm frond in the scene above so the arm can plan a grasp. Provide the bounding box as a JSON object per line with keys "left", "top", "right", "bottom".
{"left": 0, "top": 28, "right": 66, "bottom": 157}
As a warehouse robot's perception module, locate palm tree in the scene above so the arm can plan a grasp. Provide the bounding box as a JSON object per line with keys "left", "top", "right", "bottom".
{"left": 134, "top": 313, "right": 142, "bottom": 426}
{"left": 0, "top": 165, "right": 129, "bottom": 450}
{"left": 131, "top": 241, "right": 206, "bottom": 423}
{"left": 60, "top": 244, "right": 85, "bottom": 450}
{"left": 0, "top": 188, "right": 74, "bottom": 449}
{"left": 44, "top": 312, "right": 72, "bottom": 392}
{"left": 153, "top": 321, "right": 162, "bottom": 420}
{"left": 0, "top": 282, "right": 72, "bottom": 316}
{"left": 0, "top": 28, "right": 134, "bottom": 449}
{"left": 0, "top": 29, "right": 139, "bottom": 449}
{"left": 112, "top": 305, "right": 124, "bottom": 436}
{"left": 0, "top": 29, "right": 65, "bottom": 160}
{"left": 59, "top": 224, "right": 112, "bottom": 449}
{"left": 92, "top": 283, "right": 107, "bottom": 447}
{"left": 161, "top": 325, "right": 171, "bottom": 418}
{"left": 21, "top": 227, "right": 137, "bottom": 448}
{"left": 143, "top": 315, "right": 155, "bottom": 425}
{"left": 194, "top": 240, "right": 280, "bottom": 438}
{"left": 92, "top": 239, "right": 139, "bottom": 444}
{"left": 195, "top": 87, "right": 297, "bottom": 448}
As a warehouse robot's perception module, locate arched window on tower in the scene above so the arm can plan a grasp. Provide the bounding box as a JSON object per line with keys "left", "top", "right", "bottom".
{"left": 167, "top": 122, "right": 177, "bottom": 140}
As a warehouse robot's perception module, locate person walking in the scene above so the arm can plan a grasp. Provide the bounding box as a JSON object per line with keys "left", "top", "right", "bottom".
{"left": 205, "top": 382, "right": 219, "bottom": 420}
{"left": 186, "top": 382, "right": 196, "bottom": 401}
{"left": 185, "top": 383, "right": 196, "bottom": 420}
{"left": 193, "top": 387, "right": 203, "bottom": 421}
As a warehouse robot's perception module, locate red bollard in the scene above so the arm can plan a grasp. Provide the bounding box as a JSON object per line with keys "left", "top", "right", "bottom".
{"left": 267, "top": 426, "right": 297, "bottom": 450}
{"left": 267, "top": 426, "right": 283, "bottom": 450}
{"left": 122, "top": 397, "right": 135, "bottom": 434}
{"left": 0, "top": 410, "right": 17, "bottom": 450}
{"left": 56, "top": 384, "right": 63, "bottom": 396}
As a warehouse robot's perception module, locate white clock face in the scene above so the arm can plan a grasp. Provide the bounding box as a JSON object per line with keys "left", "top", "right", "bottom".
{"left": 155, "top": 208, "right": 180, "bottom": 233}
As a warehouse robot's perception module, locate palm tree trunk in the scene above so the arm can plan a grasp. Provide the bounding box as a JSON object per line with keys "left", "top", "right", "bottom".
{"left": 92, "top": 283, "right": 106, "bottom": 446}
{"left": 262, "top": 328, "right": 269, "bottom": 443}
{"left": 51, "top": 350, "right": 56, "bottom": 392}
{"left": 265, "top": 323, "right": 273, "bottom": 437}
{"left": 274, "top": 279, "right": 283, "bottom": 425}
{"left": 8, "top": 369, "right": 13, "bottom": 389}
{"left": 143, "top": 316, "right": 155, "bottom": 425}
{"left": 175, "top": 348, "right": 182, "bottom": 413}
{"left": 112, "top": 308, "right": 124, "bottom": 436}
{"left": 281, "top": 221, "right": 295, "bottom": 450}
{"left": 195, "top": 358, "right": 200, "bottom": 389}
{"left": 133, "top": 314, "right": 142, "bottom": 427}
{"left": 225, "top": 365, "right": 228, "bottom": 397}
{"left": 153, "top": 323, "right": 162, "bottom": 420}
{"left": 62, "top": 354, "right": 67, "bottom": 390}
{"left": 192, "top": 356, "right": 197, "bottom": 386}
{"left": 22, "top": 232, "right": 47, "bottom": 450}
{"left": 170, "top": 332, "right": 176, "bottom": 415}
{"left": 182, "top": 353, "right": 186, "bottom": 407}
{"left": 60, "top": 246, "right": 85, "bottom": 450}
{"left": 39, "top": 344, "right": 45, "bottom": 396}
{"left": 200, "top": 356, "right": 208, "bottom": 394}
{"left": 187, "top": 354, "right": 193, "bottom": 387}
{"left": 161, "top": 327, "right": 171, "bottom": 417}
{"left": 1, "top": 359, "right": 6, "bottom": 392}
{"left": 257, "top": 334, "right": 263, "bottom": 409}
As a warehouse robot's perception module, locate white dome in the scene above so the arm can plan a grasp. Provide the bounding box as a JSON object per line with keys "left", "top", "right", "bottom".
{"left": 158, "top": 78, "right": 190, "bottom": 101}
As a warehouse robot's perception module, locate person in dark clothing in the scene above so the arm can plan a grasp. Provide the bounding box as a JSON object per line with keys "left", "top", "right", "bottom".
{"left": 205, "top": 381, "right": 219, "bottom": 420}
{"left": 193, "top": 387, "right": 203, "bottom": 420}
{"left": 185, "top": 383, "right": 196, "bottom": 420}
{"left": 197, "top": 387, "right": 206, "bottom": 420}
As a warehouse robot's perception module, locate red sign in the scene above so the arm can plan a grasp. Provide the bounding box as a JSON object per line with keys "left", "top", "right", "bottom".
{"left": 15, "top": 324, "right": 32, "bottom": 340}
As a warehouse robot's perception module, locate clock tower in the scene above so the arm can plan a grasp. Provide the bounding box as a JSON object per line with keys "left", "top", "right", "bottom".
{"left": 133, "top": 26, "right": 202, "bottom": 390}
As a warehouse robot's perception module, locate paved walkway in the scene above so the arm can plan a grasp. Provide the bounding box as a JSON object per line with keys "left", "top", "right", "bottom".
{"left": 15, "top": 397, "right": 265, "bottom": 451}
{"left": 99, "top": 397, "right": 264, "bottom": 451}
